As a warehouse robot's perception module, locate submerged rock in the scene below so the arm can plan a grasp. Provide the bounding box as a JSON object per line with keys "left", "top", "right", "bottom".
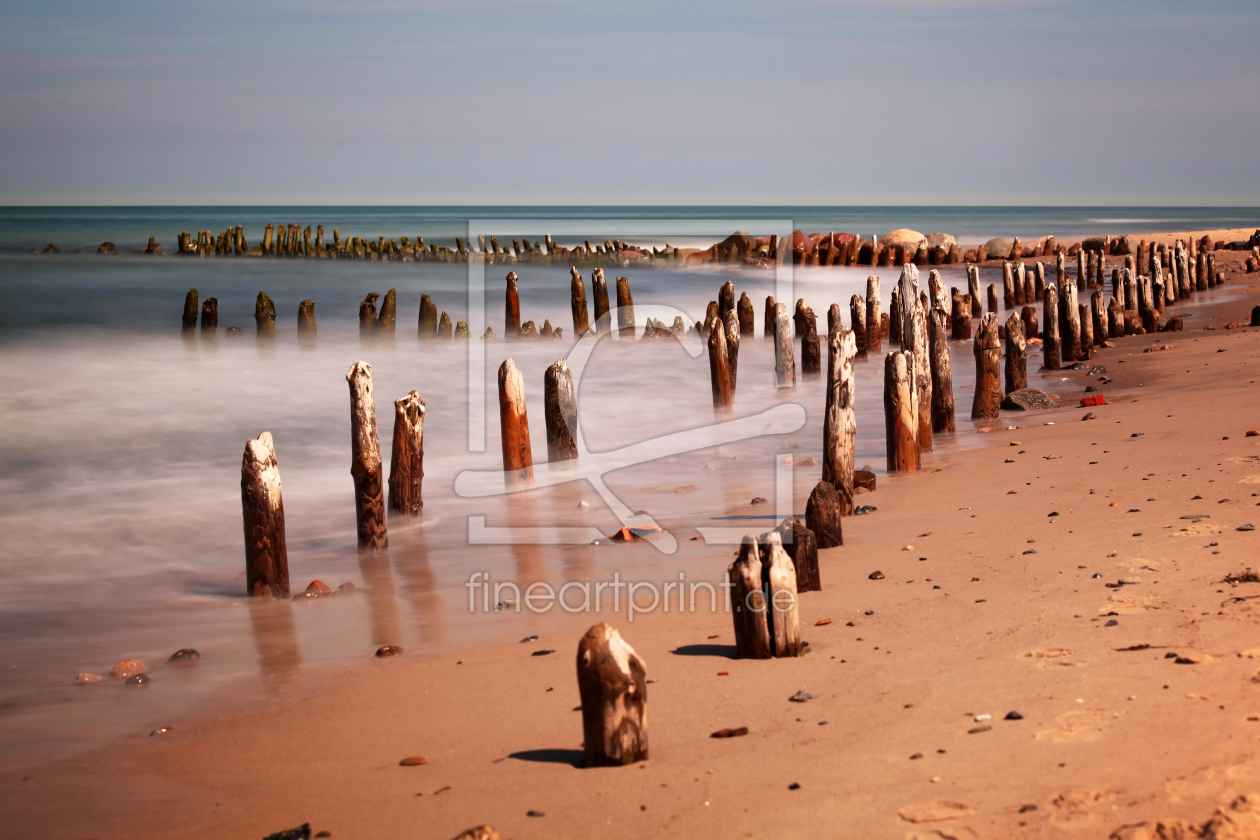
{"left": 1001, "top": 388, "right": 1055, "bottom": 411}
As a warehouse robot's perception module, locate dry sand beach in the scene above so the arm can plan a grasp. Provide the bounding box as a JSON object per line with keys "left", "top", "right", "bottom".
{"left": 1, "top": 232, "right": 1259, "bottom": 839}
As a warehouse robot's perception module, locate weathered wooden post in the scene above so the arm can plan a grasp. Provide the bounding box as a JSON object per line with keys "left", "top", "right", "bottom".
{"left": 241, "top": 431, "right": 289, "bottom": 598}
{"left": 498, "top": 358, "right": 533, "bottom": 487}
{"left": 577, "top": 623, "right": 649, "bottom": 767}
{"left": 1078, "top": 302, "right": 1093, "bottom": 360}
{"left": 505, "top": 272, "right": 521, "bottom": 339}
{"left": 1059, "top": 279, "right": 1080, "bottom": 363}
{"left": 729, "top": 537, "right": 771, "bottom": 660}
{"left": 1020, "top": 262, "right": 1033, "bottom": 306}
{"left": 971, "top": 314, "right": 1002, "bottom": 421}
{"left": 884, "top": 351, "right": 919, "bottom": 473}
{"left": 823, "top": 324, "right": 856, "bottom": 515}
{"left": 737, "top": 292, "right": 755, "bottom": 335}
{"left": 1196, "top": 253, "right": 1208, "bottom": 292}
{"left": 455, "top": 321, "right": 470, "bottom": 339}
{"left": 707, "top": 318, "right": 733, "bottom": 409}
{"left": 850, "top": 294, "right": 868, "bottom": 359}
{"left": 359, "top": 292, "right": 379, "bottom": 335}
{"left": 773, "top": 303, "right": 795, "bottom": 389}
{"left": 376, "top": 288, "right": 397, "bottom": 334}
{"left": 1091, "top": 290, "right": 1105, "bottom": 346}
{"left": 570, "top": 268, "right": 590, "bottom": 336}
{"left": 986, "top": 284, "right": 998, "bottom": 315}
{"left": 616, "top": 276, "right": 635, "bottom": 339}
{"left": 963, "top": 265, "right": 981, "bottom": 317}
{"left": 418, "top": 295, "right": 438, "bottom": 338}
{"left": 346, "top": 362, "right": 389, "bottom": 551}
{"left": 263, "top": 223, "right": 275, "bottom": 255}
{"left": 297, "top": 300, "right": 316, "bottom": 335}
{"left": 928, "top": 269, "right": 947, "bottom": 315}
{"left": 761, "top": 531, "right": 802, "bottom": 656}
{"left": 182, "top": 289, "right": 199, "bottom": 335}
{"left": 1176, "top": 241, "right": 1191, "bottom": 298}
{"left": 764, "top": 295, "right": 776, "bottom": 339}
{"left": 902, "top": 298, "right": 932, "bottom": 452}
{"left": 1003, "top": 262, "right": 1015, "bottom": 310}
{"left": 592, "top": 268, "right": 610, "bottom": 334}
{"left": 1020, "top": 304, "right": 1038, "bottom": 340}
{"left": 929, "top": 309, "right": 955, "bottom": 433}
{"left": 1003, "top": 313, "right": 1027, "bottom": 395}
{"left": 1034, "top": 261, "right": 1046, "bottom": 302}
{"left": 801, "top": 310, "right": 821, "bottom": 377}
{"left": 1207, "top": 253, "right": 1217, "bottom": 288}
{"left": 889, "top": 286, "right": 902, "bottom": 345}
{"left": 1108, "top": 296, "right": 1125, "bottom": 338}
{"left": 438, "top": 312, "right": 453, "bottom": 339}
{"left": 544, "top": 359, "right": 578, "bottom": 462}
{"left": 866, "top": 276, "right": 882, "bottom": 352}
{"left": 252, "top": 291, "right": 276, "bottom": 337}
{"left": 1043, "top": 285, "right": 1060, "bottom": 370}
{"left": 387, "top": 391, "right": 425, "bottom": 517}
{"left": 774, "top": 517, "right": 819, "bottom": 594}
{"left": 718, "top": 280, "right": 735, "bottom": 322}
{"left": 806, "top": 481, "right": 843, "bottom": 549}
{"left": 951, "top": 294, "right": 972, "bottom": 340}
{"left": 724, "top": 310, "right": 740, "bottom": 392}
{"left": 200, "top": 298, "right": 218, "bottom": 336}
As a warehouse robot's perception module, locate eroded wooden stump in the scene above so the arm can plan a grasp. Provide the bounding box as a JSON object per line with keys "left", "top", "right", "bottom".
{"left": 866, "top": 276, "right": 882, "bottom": 353}
{"left": 707, "top": 318, "right": 733, "bottom": 409}
{"left": 616, "top": 276, "right": 635, "bottom": 339}
{"left": 929, "top": 309, "right": 955, "bottom": 434}
{"left": 971, "top": 314, "right": 1002, "bottom": 421}
{"left": 577, "top": 624, "right": 648, "bottom": 767}
{"left": 182, "top": 288, "right": 199, "bottom": 335}
{"left": 1042, "top": 285, "right": 1060, "bottom": 370}
{"left": 298, "top": 300, "right": 316, "bottom": 335}
{"left": 773, "top": 303, "right": 796, "bottom": 389}
{"left": 498, "top": 358, "right": 533, "bottom": 487}
{"left": 1004, "top": 313, "right": 1027, "bottom": 395}
{"left": 256, "top": 291, "right": 276, "bottom": 337}
{"left": 850, "top": 295, "right": 868, "bottom": 359}
{"left": 806, "top": 480, "right": 843, "bottom": 549}
{"left": 737, "top": 292, "right": 755, "bottom": 335}
{"left": 347, "top": 362, "right": 389, "bottom": 551}
{"left": 570, "top": 268, "right": 590, "bottom": 336}
{"left": 387, "top": 390, "right": 425, "bottom": 517}
{"left": 544, "top": 359, "right": 578, "bottom": 463}
{"left": 884, "top": 350, "right": 919, "bottom": 473}
{"left": 730, "top": 537, "right": 772, "bottom": 660}
{"left": 823, "top": 324, "right": 856, "bottom": 515}
{"left": 505, "top": 272, "right": 521, "bottom": 339}
{"left": 241, "top": 431, "right": 289, "bottom": 598}
{"left": 592, "top": 268, "right": 610, "bottom": 334}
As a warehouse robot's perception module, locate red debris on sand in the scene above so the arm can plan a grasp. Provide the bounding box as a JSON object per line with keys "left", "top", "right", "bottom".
{"left": 1081, "top": 395, "right": 1107, "bottom": 407}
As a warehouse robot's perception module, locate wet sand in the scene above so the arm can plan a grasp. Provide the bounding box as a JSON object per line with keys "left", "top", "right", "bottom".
{"left": 4, "top": 238, "right": 1260, "bottom": 839}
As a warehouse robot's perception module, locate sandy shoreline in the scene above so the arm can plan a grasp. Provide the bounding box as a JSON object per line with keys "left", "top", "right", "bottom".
{"left": 5, "top": 232, "right": 1260, "bottom": 839}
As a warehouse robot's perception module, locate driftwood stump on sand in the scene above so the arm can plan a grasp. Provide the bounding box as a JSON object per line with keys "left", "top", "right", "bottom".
{"left": 884, "top": 350, "right": 919, "bottom": 473}
{"left": 347, "top": 362, "right": 388, "bottom": 551}
{"left": 241, "top": 431, "right": 289, "bottom": 598}
{"left": 775, "top": 517, "right": 819, "bottom": 594}
{"left": 762, "top": 531, "right": 802, "bottom": 656}
{"left": 806, "top": 480, "right": 843, "bottom": 549}
{"left": 773, "top": 303, "right": 795, "bottom": 389}
{"left": 387, "top": 391, "right": 425, "bottom": 517}
{"left": 1004, "top": 313, "right": 1027, "bottom": 395}
{"left": 577, "top": 623, "right": 649, "bottom": 767}
{"left": 823, "top": 323, "right": 856, "bottom": 515}
{"left": 1078, "top": 303, "right": 1093, "bottom": 360}
{"left": 929, "top": 309, "right": 955, "bottom": 433}
{"left": 498, "top": 358, "right": 533, "bottom": 487}
{"left": 570, "top": 268, "right": 590, "bottom": 336}
{"left": 1020, "top": 304, "right": 1038, "bottom": 340}
{"left": 544, "top": 359, "right": 578, "bottom": 462}
{"left": 730, "top": 537, "right": 772, "bottom": 660}
{"left": 971, "top": 314, "right": 1002, "bottom": 421}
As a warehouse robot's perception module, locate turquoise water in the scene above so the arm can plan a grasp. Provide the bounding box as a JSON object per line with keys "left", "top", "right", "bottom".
{"left": 1, "top": 205, "right": 1256, "bottom": 254}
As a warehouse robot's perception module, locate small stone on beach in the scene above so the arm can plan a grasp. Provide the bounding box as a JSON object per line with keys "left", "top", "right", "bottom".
{"left": 868, "top": 571, "right": 885, "bottom": 580}
{"left": 375, "top": 645, "right": 403, "bottom": 657}
{"left": 399, "top": 756, "right": 428, "bottom": 766}
{"left": 110, "top": 659, "right": 146, "bottom": 680}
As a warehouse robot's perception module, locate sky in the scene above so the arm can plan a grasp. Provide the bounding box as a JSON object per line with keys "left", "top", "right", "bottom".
{"left": 0, "top": 0, "right": 1258, "bottom": 205}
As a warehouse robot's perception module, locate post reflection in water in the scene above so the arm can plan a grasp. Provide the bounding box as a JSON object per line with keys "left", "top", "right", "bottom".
{"left": 358, "top": 548, "right": 403, "bottom": 649}
{"left": 248, "top": 598, "right": 303, "bottom": 687}
{"left": 389, "top": 518, "right": 446, "bottom": 649}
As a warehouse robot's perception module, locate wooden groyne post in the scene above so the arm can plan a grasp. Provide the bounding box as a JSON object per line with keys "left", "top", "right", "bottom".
{"left": 577, "top": 623, "right": 649, "bottom": 767}
{"left": 298, "top": 300, "right": 316, "bottom": 335}
{"left": 545, "top": 359, "right": 579, "bottom": 462}
{"left": 773, "top": 302, "right": 796, "bottom": 389}
{"left": 823, "top": 324, "right": 856, "bottom": 515}
{"left": 971, "top": 314, "right": 1001, "bottom": 421}
{"left": 498, "top": 358, "right": 533, "bottom": 487}
{"left": 929, "top": 308, "right": 955, "bottom": 433}
{"left": 866, "top": 276, "right": 882, "bottom": 353}
{"left": 347, "top": 362, "right": 389, "bottom": 551}
{"left": 505, "top": 272, "right": 521, "bottom": 338}
{"left": 241, "top": 431, "right": 289, "bottom": 598}
{"left": 1003, "top": 313, "right": 1027, "bottom": 395}
{"left": 256, "top": 291, "right": 276, "bottom": 337}
{"left": 616, "top": 276, "right": 635, "bottom": 338}
{"left": 387, "top": 391, "right": 425, "bottom": 517}
{"left": 182, "top": 289, "right": 198, "bottom": 335}
{"left": 570, "top": 268, "right": 590, "bottom": 336}
{"left": 884, "top": 351, "right": 919, "bottom": 473}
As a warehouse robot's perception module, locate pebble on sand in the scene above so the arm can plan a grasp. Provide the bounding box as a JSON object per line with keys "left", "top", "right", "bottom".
{"left": 869, "top": 571, "right": 885, "bottom": 580}
{"left": 125, "top": 673, "right": 150, "bottom": 687}
{"left": 789, "top": 691, "right": 813, "bottom": 703}
{"left": 710, "top": 727, "right": 749, "bottom": 738}
{"left": 75, "top": 673, "right": 102, "bottom": 683}
{"left": 375, "top": 645, "right": 404, "bottom": 657}
{"left": 399, "top": 756, "right": 428, "bottom": 766}
{"left": 109, "top": 659, "right": 147, "bottom": 680}
{"left": 167, "top": 648, "right": 200, "bottom": 663}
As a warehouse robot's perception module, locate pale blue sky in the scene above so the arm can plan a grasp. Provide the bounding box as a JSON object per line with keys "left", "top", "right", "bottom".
{"left": 1, "top": 0, "right": 1257, "bottom": 205}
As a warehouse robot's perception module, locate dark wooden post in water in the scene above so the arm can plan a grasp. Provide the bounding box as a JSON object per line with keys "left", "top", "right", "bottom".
{"left": 418, "top": 295, "right": 438, "bottom": 338}
{"left": 884, "top": 350, "right": 919, "bottom": 473}
{"left": 903, "top": 299, "right": 932, "bottom": 452}
{"left": 297, "top": 300, "right": 316, "bottom": 334}
{"left": 1003, "top": 262, "right": 1016, "bottom": 310}
{"left": 823, "top": 324, "right": 856, "bottom": 515}
{"left": 376, "top": 288, "right": 397, "bottom": 334}
{"left": 707, "top": 318, "right": 733, "bottom": 409}
{"left": 737, "top": 292, "right": 755, "bottom": 335}
{"left": 505, "top": 272, "right": 521, "bottom": 339}
{"left": 724, "top": 311, "right": 740, "bottom": 392}
{"left": 986, "top": 284, "right": 998, "bottom": 315}
{"left": 773, "top": 302, "right": 796, "bottom": 389}
{"left": 544, "top": 359, "right": 579, "bottom": 462}
{"left": 951, "top": 294, "right": 972, "bottom": 340}
{"left": 718, "top": 280, "right": 735, "bottom": 322}
{"left": 801, "top": 309, "right": 821, "bottom": 377}
{"left": 577, "top": 623, "right": 649, "bottom": 767}
{"left": 346, "top": 362, "right": 388, "bottom": 551}
{"left": 438, "top": 312, "right": 453, "bottom": 338}
{"left": 929, "top": 309, "right": 955, "bottom": 433}
{"left": 570, "top": 268, "right": 590, "bottom": 336}
{"left": 806, "top": 481, "right": 843, "bottom": 549}
{"left": 850, "top": 295, "right": 867, "bottom": 359}
{"left": 241, "top": 431, "right": 289, "bottom": 598}
{"left": 971, "top": 314, "right": 1002, "bottom": 421}
{"left": 764, "top": 295, "right": 776, "bottom": 338}
{"left": 866, "top": 276, "right": 882, "bottom": 353}
{"left": 182, "top": 289, "right": 199, "bottom": 335}
{"left": 1003, "top": 313, "right": 1027, "bottom": 395}
{"left": 615, "top": 276, "right": 635, "bottom": 339}
{"left": 255, "top": 291, "right": 276, "bottom": 337}
{"left": 889, "top": 286, "right": 902, "bottom": 346}
{"left": 967, "top": 265, "right": 982, "bottom": 316}
{"left": 200, "top": 297, "right": 218, "bottom": 336}
{"left": 591, "top": 268, "right": 610, "bottom": 334}
{"left": 359, "top": 292, "right": 378, "bottom": 335}
{"left": 730, "top": 537, "right": 772, "bottom": 659}
{"left": 762, "top": 531, "right": 802, "bottom": 656}
{"left": 498, "top": 358, "right": 533, "bottom": 487}
{"left": 387, "top": 391, "right": 425, "bottom": 517}
{"left": 1061, "top": 279, "right": 1081, "bottom": 363}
